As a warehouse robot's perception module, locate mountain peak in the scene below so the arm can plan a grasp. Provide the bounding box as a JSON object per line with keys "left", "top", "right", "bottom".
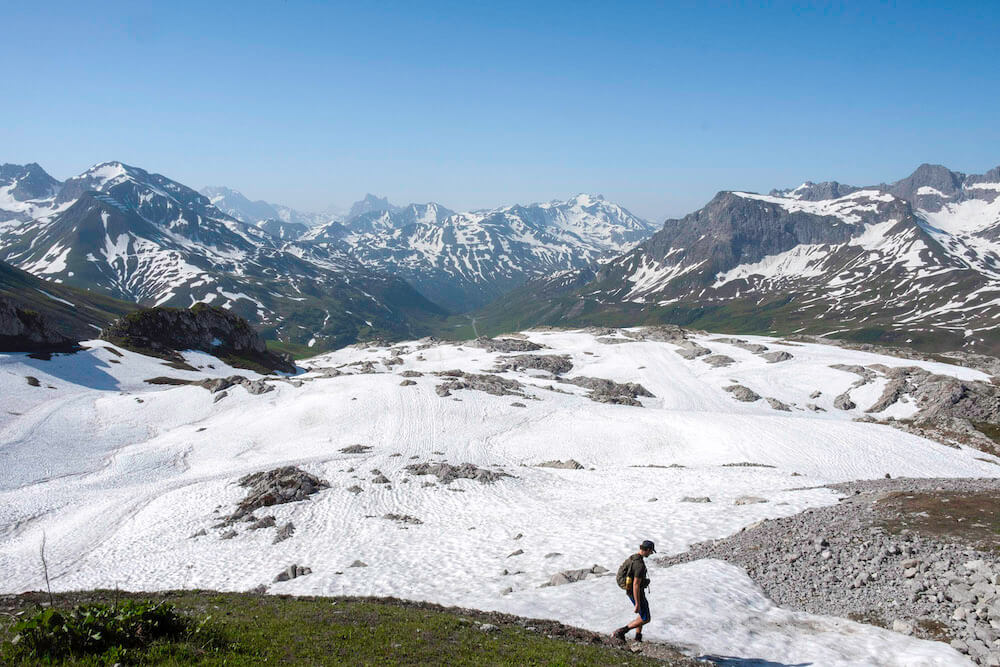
{"left": 348, "top": 194, "right": 397, "bottom": 220}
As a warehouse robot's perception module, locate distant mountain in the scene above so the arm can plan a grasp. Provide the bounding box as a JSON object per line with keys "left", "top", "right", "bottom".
{"left": 0, "top": 163, "right": 67, "bottom": 224}
{"left": 200, "top": 185, "right": 332, "bottom": 231}
{"left": 1, "top": 162, "right": 447, "bottom": 350}
{"left": 469, "top": 165, "right": 1000, "bottom": 356}
{"left": 307, "top": 194, "right": 659, "bottom": 312}
{"left": 347, "top": 194, "right": 399, "bottom": 220}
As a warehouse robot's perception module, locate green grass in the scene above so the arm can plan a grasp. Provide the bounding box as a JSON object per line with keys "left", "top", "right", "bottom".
{"left": 1, "top": 591, "right": 680, "bottom": 666}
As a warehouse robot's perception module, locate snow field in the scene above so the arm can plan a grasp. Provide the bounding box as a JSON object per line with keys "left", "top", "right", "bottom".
{"left": 1, "top": 329, "right": 995, "bottom": 665}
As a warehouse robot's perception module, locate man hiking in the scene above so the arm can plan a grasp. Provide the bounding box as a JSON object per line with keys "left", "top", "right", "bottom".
{"left": 613, "top": 539, "right": 655, "bottom": 643}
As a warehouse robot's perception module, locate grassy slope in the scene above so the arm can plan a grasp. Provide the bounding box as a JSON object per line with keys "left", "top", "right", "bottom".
{"left": 0, "top": 591, "right": 693, "bottom": 666}
{"left": 0, "top": 260, "right": 137, "bottom": 341}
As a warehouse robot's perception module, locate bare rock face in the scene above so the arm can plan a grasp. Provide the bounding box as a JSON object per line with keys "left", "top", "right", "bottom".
{"left": 0, "top": 295, "right": 77, "bottom": 353}
{"left": 471, "top": 337, "right": 543, "bottom": 353}
{"left": 493, "top": 354, "right": 573, "bottom": 376}
{"left": 228, "top": 466, "right": 329, "bottom": 521}
{"left": 725, "top": 384, "right": 761, "bottom": 402}
{"left": 101, "top": 304, "right": 294, "bottom": 373}
{"left": 405, "top": 461, "right": 512, "bottom": 485}
{"left": 560, "top": 376, "right": 654, "bottom": 406}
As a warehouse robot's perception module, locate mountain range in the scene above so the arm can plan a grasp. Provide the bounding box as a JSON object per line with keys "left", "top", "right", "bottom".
{"left": 1, "top": 162, "right": 658, "bottom": 350}
{"left": 470, "top": 164, "right": 1000, "bottom": 356}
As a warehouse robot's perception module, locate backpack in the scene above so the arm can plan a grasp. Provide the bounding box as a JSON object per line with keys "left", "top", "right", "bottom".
{"left": 616, "top": 553, "right": 642, "bottom": 590}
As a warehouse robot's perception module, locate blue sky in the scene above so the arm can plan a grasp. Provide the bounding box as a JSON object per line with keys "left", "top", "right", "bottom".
{"left": 3, "top": 1, "right": 998, "bottom": 220}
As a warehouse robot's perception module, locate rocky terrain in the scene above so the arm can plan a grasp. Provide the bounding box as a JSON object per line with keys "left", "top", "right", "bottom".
{"left": 660, "top": 478, "right": 1000, "bottom": 665}
{"left": 101, "top": 304, "right": 295, "bottom": 373}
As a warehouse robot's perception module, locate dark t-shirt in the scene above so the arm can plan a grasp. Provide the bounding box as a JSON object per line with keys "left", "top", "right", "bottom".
{"left": 626, "top": 555, "right": 649, "bottom": 589}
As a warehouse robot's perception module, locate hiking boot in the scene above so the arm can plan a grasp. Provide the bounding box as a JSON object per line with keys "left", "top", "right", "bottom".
{"left": 634, "top": 631, "right": 643, "bottom": 643}
{"left": 611, "top": 627, "right": 628, "bottom": 643}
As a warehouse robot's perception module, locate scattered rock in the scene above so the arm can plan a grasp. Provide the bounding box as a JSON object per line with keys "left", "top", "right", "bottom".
{"left": 347, "top": 485, "right": 363, "bottom": 494}
{"left": 702, "top": 355, "right": 736, "bottom": 368}
{"left": 228, "top": 466, "right": 329, "bottom": 521}
{"left": 220, "top": 529, "right": 238, "bottom": 540}
{"left": 734, "top": 495, "right": 768, "bottom": 505}
{"left": 384, "top": 513, "right": 423, "bottom": 525}
{"left": 349, "top": 560, "right": 368, "bottom": 568}
{"left": 765, "top": 397, "right": 793, "bottom": 411}
{"left": 471, "top": 337, "right": 543, "bottom": 353}
{"left": 434, "top": 370, "right": 528, "bottom": 398}
{"left": 724, "top": 384, "right": 761, "bottom": 402}
{"left": 272, "top": 522, "right": 295, "bottom": 544}
{"left": 541, "top": 564, "right": 610, "bottom": 587}
{"left": 400, "top": 379, "right": 417, "bottom": 387}
{"left": 681, "top": 496, "right": 712, "bottom": 503}
{"left": 507, "top": 549, "right": 524, "bottom": 558}
{"left": 722, "top": 462, "right": 776, "bottom": 468}
{"left": 834, "top": 392, "right": 857, "bottom": 411}
{"left": 761, "top": 351, "right": 793, "bottom": 363}
{"left": 511, "top": 402, "right": 526, "bottom": 408}
{"left": 273, "top": 564, "right": 312, "bottom": 583}
{"left": 405, "top": 461, "right": 512, "bottom": 485}
{"left": 493, "top": 354, "right": 573, "bottom": 376}
{"left": 559, "top": 376, "right": 654, "bottom": 406}
{"left": 535, "top": 459, "right": 584, "bottom": 470}
{"left": 340, "top": 444, "right": 372, "bottom": 454}
{"left": 249, "top": 516, "right": 276, "bottom": 530}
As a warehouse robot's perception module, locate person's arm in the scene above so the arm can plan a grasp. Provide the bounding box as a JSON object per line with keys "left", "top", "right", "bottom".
{"left": 632, "top": 573, "right": 642, "bottom": 611}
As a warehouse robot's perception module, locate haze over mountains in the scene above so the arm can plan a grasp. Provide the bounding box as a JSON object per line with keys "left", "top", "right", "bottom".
{"left": 2, "top": 159, "right": 998, "bottom": 355}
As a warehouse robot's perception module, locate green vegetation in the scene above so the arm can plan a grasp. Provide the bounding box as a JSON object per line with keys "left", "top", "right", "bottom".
{"left": 3, "top": 600, "right": 214, "bottom": 664}
{"left": 1, "top": 591, "right": 678, "bottom": 665}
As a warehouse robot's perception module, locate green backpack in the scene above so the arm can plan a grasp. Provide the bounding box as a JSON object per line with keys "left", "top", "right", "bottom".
{"left": 616, "top": 554, "right": 642, "bottom": 590}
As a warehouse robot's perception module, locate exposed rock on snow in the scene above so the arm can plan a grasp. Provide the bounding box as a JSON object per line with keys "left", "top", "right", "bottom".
{"left": 339, "top": 444, "right": 372, "bottom": 454}
{"left": 834, "top": 392, "right": 856, "bottom": 411}
{"left": 680, "top": 496, "right": 712, "bottom": 503}
{"left": 434, "top": 370, "right": 529, "bottom": 398}
{"left": 273, "top": 564, "right": 311, "bottom": 582}
{"left": 535, "top": 459, "right": 584, "bottom": 470}
{"left": 493, "top": 354, "right": 573, "bottom": 376}
{"left": 765, "top": 397, "right": 792, "bottom": 411}
{"left": 724, "top": 384, "right": 761, "bottom": 402}
{"left": 273, "top": 522, "right": 295, "bottom": 544}
{"left": 761, "top": 351, "right": 793, "bottom": 363}
{"left": 404, "top": 462, "right": 512, "bottom": 485}
{"left": 560, "top": 376, "right": 654, "bottom": 406}
{"left": 702, "top": 354, "right": 736, "bottom": 368}
{"left": 541, "top": 564, "right": 610, "bottom": 587}
{"left": 384, "top": 513, "right": 423, "bottom": 525}
{"left": 229, "top": 466, "right": 329, "bottom": 521}
{"left": 734, "top": 495, "right": 768, "bottom": 505}
{"left": 471, "top": 337, "right": 544, "bottom": 353}
{"left": 674, "top": 340, "right": 712, "bottom": 360}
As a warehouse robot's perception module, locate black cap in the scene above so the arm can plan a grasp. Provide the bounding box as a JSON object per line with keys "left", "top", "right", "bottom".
{"left": 640, "top": 540, "right": 656, "bottom": 553}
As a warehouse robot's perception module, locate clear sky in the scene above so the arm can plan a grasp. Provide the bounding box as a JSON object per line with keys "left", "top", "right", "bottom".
{"left": 3, "top": 1, "right": 998, "bottom": 220}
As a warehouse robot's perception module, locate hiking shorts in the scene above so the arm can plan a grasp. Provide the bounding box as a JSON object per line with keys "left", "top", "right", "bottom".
{"left": 626, "top": 591, "right": 650, "bottom": 623}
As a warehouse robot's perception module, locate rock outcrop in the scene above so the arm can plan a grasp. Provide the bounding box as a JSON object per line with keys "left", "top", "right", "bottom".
{"left": 101, "top": 304, "right": 294, "bottom": 373}
{"left": 0, "top": 295, "right": 77, "bottom": 353}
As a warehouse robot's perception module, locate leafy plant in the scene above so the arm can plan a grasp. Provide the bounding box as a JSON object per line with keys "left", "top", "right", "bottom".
{"left": 8, "top": 600, "right": 189, "bottom": 661}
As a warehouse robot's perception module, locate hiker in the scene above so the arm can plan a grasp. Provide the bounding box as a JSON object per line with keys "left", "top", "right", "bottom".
{"left": 612, "top": 539, "right": 655, "bottom": 642}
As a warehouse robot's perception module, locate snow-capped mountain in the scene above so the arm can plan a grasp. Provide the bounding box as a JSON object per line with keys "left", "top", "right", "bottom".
{"left": 0, "top": 163, "right": 67, "bottom": 224}
{"left": 472, "top": 165, "right": 1000, "bottom": 356}
{"left": 0, "top": 162, "right": 446, "bottom": 349}
{"left": 308, "top": 194, "right": 659, "bottom": 312}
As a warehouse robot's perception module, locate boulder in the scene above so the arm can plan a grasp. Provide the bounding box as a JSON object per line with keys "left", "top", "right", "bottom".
{"left": 228, "top": 467, "right": 329, "bottom": 521}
